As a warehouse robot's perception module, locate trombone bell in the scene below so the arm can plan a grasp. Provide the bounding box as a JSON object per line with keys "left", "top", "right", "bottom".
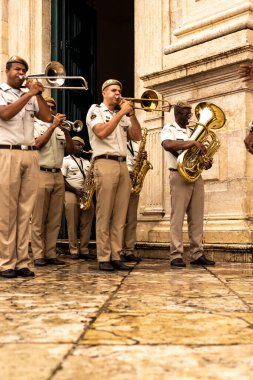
{"left": 21, "top": 61, "right": 88, "bottom": 90}
{"left": 123, "top": 90, "right": 172, "bottom": 112}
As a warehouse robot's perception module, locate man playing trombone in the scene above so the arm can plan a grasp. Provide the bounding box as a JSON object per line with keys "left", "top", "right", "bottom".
{"left": 86, "top": 79, "right": 142, "bottom": 271}
{"left": 0, "top": 56, "right": 52, "bottom": 278}
{"left": 31, "top": 96, "right": 74, "bottom": 267}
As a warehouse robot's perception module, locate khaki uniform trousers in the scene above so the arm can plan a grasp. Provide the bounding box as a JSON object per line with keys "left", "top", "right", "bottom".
{"left": 123, "top": 192, "right": 140, "bottom": 253}
{"left": 170, "top": 171, "right": 204, "bottom": 261}
{"left": 31, "top": 171, "right": 64, "bottom": 260}
{"left": 64, "top": 191, "right": 94, "bottom": 255}
{"left": 94, "top": 159, "right": 131, "bottom": 262}
{"left": 0, "top": 150, "right": 39, "bottom": 271}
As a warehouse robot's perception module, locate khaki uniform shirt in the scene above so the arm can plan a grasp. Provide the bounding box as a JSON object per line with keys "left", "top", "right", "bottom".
{"left": 34, "top": 118, "right": 66, "bottom": 168}
{"left": 0, "top": 83, "right": 39, "bottom": 145}
{"left": 86, "top": 103, "right": 131, "bottom": 158}
{"left": 61, "top": 155, "right": 90, "bottom": 189}
{"left": 161, "top": 122, "right": 191, "bottom": 169}
{"left": 127, "top": 140, "right": 139, "bottom": 172}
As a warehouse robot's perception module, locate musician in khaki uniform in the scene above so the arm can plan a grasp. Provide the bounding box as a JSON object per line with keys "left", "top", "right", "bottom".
{"left": 86, "top": 79, "right": 142, "bottom": 271}
{"left": 31, "top": 97, "right": 74, "bottom": 267}
{"left": 161, "top": 101, "right": 215, "bottom": 268}
{"left": 0, "top": 56, "right": 52, "bottom": 278}
{"left": 121, "top": 140, "right": 142, "bottom": 262}
{"left": 61, "top": 136, "right": 95, "bottom": 260}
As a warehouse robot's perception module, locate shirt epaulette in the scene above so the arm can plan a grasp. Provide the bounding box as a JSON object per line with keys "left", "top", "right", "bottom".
{"left": 95, "top": 104, "right": 101, "bottom": 108}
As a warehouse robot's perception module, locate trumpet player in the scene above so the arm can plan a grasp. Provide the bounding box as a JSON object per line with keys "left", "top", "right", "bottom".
{"left": 0, "top": 56, "right": 52, "bottom": 278}
{"left": 161, "top": 101, "right": 215, "bottom": 268}
{"left": 86, "top": 79, "right": 142, "bottom": 271}
{"left": 31, "top": 96, "right": 74, "bottom": 267}
{"left": 61, "top": 136, "right": 95, "bottom": 260}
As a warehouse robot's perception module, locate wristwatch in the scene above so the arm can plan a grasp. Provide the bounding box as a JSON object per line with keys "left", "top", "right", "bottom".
{"left": 249, "top": 121, "right": 253, "bottom": 132}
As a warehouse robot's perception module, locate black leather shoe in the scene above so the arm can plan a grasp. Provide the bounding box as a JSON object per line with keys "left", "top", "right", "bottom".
{"left": 123, "top": 254, "right": 142, "bottom": 263}
{"left": 16, "top": 268, "right": 35, "bottom": 277}
{"left": 45, "top": 258, "right": 65, "bottom": 265}
{"left": 170, "top": 258, "right": 186, "bottom": 268}
{"left": 99, "top": 262, "right": 115, "bottom": 271}
{"left": 70, "top": 254, "right": 80, "bottom": 260}
{"left": 34, "top": 258, "right": 47, "bottom": 266}
{"left": 190, "top": 255, "right": 215, "bottom": 266}
{"left": 80, "top": 253, "right": 97, "bottom": 260}
{"left": 111, "top": 260, "right": 131, "bottom": 271}
{"left": 0, "top": 269, "right": 17, "bottom": 278}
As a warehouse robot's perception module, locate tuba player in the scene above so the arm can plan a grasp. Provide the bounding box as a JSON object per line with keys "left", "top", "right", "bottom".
{"left": 161, "top": 101, "right": 215, "bottom": 268}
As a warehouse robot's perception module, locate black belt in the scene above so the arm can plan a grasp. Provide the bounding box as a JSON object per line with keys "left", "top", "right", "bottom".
{"left": 169, "top": 168, "right": 178, "bottom": 171}
{"left": 40, "top": 167, "right": 61, "bottom": 173}
{"left": 94, "top": 154, "right": 126, "bottom": 162}
{"left": 0, "top": 145, "right": 36, "bottom": 150}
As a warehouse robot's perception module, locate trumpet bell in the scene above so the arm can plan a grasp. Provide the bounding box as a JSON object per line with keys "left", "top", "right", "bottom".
{"left": 45, "top": 61, "right": 66, "bottom": 87}
{"left": 72, "top": 120, "right": 83, "bottom": 133}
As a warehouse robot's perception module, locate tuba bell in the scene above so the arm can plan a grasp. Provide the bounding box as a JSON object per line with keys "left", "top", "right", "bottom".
{"left": 177, "top": 102, "right": 226, "bottom": 182}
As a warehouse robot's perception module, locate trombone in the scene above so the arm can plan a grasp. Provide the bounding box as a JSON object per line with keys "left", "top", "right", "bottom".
{"left": 121, "top": 90, "right": 172, "bottom": 112}
{"left": 20, "top": 61, "right": 88, "bottom": 90}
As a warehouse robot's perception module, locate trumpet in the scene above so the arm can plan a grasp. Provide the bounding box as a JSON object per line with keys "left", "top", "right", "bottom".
{"left": 60, "top": 119, "right": 83, "bottom": 133}
{"left": 119, "top": 90, "right": 172, "bottom": 112}
{"left": 19, "top": 61, "right": 88, "bottom": 90}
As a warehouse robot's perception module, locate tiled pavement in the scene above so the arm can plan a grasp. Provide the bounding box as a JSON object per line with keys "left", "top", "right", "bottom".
{"left": 1, "top": 257, "right": 253, "bottom": 380}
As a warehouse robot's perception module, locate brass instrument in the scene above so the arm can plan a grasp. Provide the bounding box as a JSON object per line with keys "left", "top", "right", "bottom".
{"left": 177, "top": 102, "right": 226, "bottom": 182}
{"left": 60, "top": 119, "right": 83, "bottom": 133}
{"left": 80, "top": 159, "right": 95, "bottom": 210}
{"left": 19, "top": 61, "right": 88, "bottom": 90}
{"left": 131, "top": 128, "right": 153, "bottom": 194}
{"left": 121, "top": 90, "right": 172, "bottom": 112}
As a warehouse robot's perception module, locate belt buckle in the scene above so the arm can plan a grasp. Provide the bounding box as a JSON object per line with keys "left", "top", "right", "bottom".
{"left": 118, "top": 156, "right": 123, "bottom": 162}
{"left": 52, "top": 168, "right": 57, "bottom": 173}
{"left": 21, "top": 145, "right": 29, "bottom": 150}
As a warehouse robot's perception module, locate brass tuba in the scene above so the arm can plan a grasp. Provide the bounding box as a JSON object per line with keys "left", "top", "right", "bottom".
{"left": 177, "top": 102, "right": 226, "bottom": 182}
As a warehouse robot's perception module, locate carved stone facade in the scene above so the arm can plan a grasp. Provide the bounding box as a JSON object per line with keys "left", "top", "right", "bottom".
{"left": 135, "top": 0, "right": 253, "bottom": 251}
{"left": 0, "top": 0, "right": 51, "bottom": 91}
{"left": 1, "top": 0, "right": 253, "bottom": 253}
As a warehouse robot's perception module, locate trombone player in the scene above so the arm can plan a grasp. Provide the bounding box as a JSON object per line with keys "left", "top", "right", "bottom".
{"left": 31, "top": 96, "right": 74, "bottom": 267}
{"left": 161, "top": 101, "right": 215, "bottom": 268}
{"left": 86, "top": 79, "right": 142, "bottom": 271}
{"left": 0, "top": 55, "right": 52, "bottom": 278}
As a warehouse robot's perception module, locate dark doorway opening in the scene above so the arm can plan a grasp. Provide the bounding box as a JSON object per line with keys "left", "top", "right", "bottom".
{"left": 51, "top": 0, "right": 134, "bottom": 241}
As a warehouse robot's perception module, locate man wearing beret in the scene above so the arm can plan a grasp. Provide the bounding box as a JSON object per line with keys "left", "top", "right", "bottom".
{"left": 161, "top": 101, "right": 215, "bottom": 268}
{"left": 0, "top": 55, "right": 52, "bottom": 278}
{"left": 30, "top": 96, "right": 74, "bottom": 267}
{"left": 61, "top": 136, "right": 95, "bottom": 260}
{"left": 86, "top": 79, "right": 142, "bottom": 271}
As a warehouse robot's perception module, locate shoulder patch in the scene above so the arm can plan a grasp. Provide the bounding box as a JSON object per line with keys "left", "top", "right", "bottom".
{"left": 91, "top": 114, "right": 97, "bottom": 120}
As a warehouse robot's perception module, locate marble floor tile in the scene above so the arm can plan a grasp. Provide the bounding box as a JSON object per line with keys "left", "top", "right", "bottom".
{"left": 52, "top": 345, "right": 253, "bottom": 380}
{"left": 1, "top": 259, "right": 253, "bottom": 379}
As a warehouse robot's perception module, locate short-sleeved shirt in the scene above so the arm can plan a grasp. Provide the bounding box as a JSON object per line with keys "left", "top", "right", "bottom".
{"left": 127, "top": 140, "right": 139, "bottom": 172}
{"left": 86, "top": 103, "right": 131, "bottom": 158}
{"left": 161, "top": 122, "right": 191, "bottom": 169}
{"left": 34, "top": 118, "right": 66, "bottom": 168}
{"left": 0, "top": 83, "right": 39, "bottom": 145}
{"left": 61, "top": 155, "right": 91, "bottom": 189}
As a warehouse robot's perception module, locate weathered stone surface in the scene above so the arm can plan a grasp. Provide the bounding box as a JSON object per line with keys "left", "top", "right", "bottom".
{"left": 0, "top": 258, "right": 253, "bottom": 379}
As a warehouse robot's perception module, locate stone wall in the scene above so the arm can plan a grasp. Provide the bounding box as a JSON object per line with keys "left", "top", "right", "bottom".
{"left": 135, "top": 0, "right": 253, "bottom": 249}
{"left": 0, "top": 0, "right": 51, "bottom": 85}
